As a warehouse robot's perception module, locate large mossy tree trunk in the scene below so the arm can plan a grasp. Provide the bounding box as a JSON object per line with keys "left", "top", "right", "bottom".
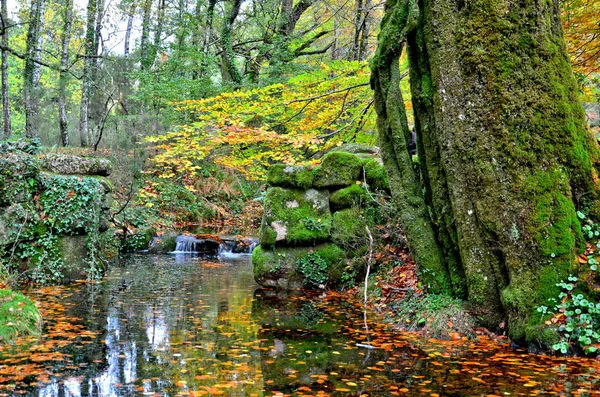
{"left": 372, "top": 0, "right": 600, "bottom": 344}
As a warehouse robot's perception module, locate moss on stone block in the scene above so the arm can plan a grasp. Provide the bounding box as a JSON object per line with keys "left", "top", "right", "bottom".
{"left": 253, "top": 244, "right": 346, "bottom": 289}
{"left": 148, "top": 231, "right": 178, "bottom": 253}
{"left": 258, "top": 187, "right": 331, "bottom": 248}
{"left": 58, "top": 235, "right": 89, "bottom": 282}
{"left": 0, "top": 151, "right": 40, "bottom": 207}
{"left": 330, "top": 184, "right": 368, "bottom": 211}
{"left": 41, "top": 154, "right": 112, "bottom": 176}
{"left": 267, "top": 164, "right": 314, "bottom": 189}
{"left": 0, "top": 289, "right": 42, "bottom": 344}
{"left": 313, "top": 152, "right": 363, "bottom": 188}
{"left": 331, "top": 208, "right": 367, "bottom": 248}
{"left": 334, "top": 143, "right": 380, "bottom": 155}
{"left": 252, "top": 245, "right": 307, "bottom": 289}
{"left": 362, "top": 158, "right": 390, "bottom": 192}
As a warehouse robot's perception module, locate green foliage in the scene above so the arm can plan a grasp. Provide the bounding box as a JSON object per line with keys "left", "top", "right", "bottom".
{"left": 537, "top": 275, "right": 600, "bottom": 354}
{"left": 0, "top": 156, "right": 106, "bottom": 284}
{"left": 296, "top": 252, "right": 329, "bottom": 287}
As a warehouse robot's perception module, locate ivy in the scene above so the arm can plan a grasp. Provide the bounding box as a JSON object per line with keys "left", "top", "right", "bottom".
{"left": 296, "top": 252, "right": 328, "bottom": 287}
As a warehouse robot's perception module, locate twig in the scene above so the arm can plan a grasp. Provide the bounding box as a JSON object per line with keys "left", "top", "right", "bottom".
{"left": 364, "top": 225, "right": 374, "bottom": 305}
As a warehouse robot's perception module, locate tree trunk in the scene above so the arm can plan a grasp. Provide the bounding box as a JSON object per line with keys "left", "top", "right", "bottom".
{"left": 220, "top": 0, "right": 243, "bottom": 85}
{"left": 24, "top": 0, "right": 44, "bottom": 139}
{"left": 358, "top": 0, "right": 372, "bottom": 61}
{"left": 123, "top": 3, "right": 134, "bottom": 57}
{"left": 79, "top": 0, "right": 97, "bottom": 147}
{"left": 58, "top": 0, "right": 73, "bottom": 146}
{"left": 1, "top": 0, "right": 10, "bottom": 139}
{"left": 351, "top": 0, "right": 364, "bottom": 61}
{"left": 151, "top": 0, "right": 166, "bottom": 66}
{"left": 372, "top": 0, "right": 600, "bottom": 345}
{"left": 140, "top": 0, "right": 152, "bottom": 71}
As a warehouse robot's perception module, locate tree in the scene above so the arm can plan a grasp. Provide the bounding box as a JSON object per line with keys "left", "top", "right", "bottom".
{"left": 371, "top": 0, "right": 600, "bottom": 345}
{"left": 79, "top": 0, "right": 97, "bottom": 146}
{"left": 221, "top": 0, "right": 243, "bottom": 84}
{"left": 0, "top": 0, "right": 10, "bottom": 138}
{"left": 24, "top": 0, "right": 45, "bottom": 138}
{"left": 58, "top": 0, "right": 73, "bottom": 146}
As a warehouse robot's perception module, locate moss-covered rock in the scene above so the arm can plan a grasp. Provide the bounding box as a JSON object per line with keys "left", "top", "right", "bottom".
{"left": 0, "top": 289, "right": 42, "bottom": 344}
{"left": 121, "top": 227, "right": 158, "bottom": 253}
{"left": 0, "top": 151, "right": 40, "bottom": 207}
{"left": 267, "top": 164, "right": 314, "bottom": 189}
{"left": 252, "top": 244, "right": 346, "bottom": 289}
{"left": 313, "top": 152, "right": 364, "bottom": 188}
{"left": 330, "top": 184, "right": 369, "bottom": 210}
{"left": 331, "top": 208, "right": 367, "bottom": 249}
{"left": 41, "top": 154, "right": 112, "bottom": 176}
{"left": 259, "top": 187, "right": 331, "bottom": 248}
{"left": 362, "top": 158, "right": 390, "bottom": 192}
{"left": 334, "top": 143, "right": 380, "bottom": 156}
{"left": 148, "top": 231, "right": 178, "bottom": 253}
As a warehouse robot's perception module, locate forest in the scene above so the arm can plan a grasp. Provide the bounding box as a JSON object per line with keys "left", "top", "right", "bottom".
{"left": 1, "top": 0, "right": 600, "bottom": 394}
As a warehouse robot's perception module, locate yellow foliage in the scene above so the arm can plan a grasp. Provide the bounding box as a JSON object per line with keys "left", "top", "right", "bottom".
{"left": 146, "top": 61, "right": 378, "bottom": 183}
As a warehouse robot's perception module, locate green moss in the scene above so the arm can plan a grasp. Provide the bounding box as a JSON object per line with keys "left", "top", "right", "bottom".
{"left": 252, "top": 244, "right": 346, "bottom": 289}
{"left": 523, "top": 169, "right": 584, "bottom": 257}
{"left": 0, "top": 289, "right": 42, "bottom": 344}
{"left": 267, "top": 164, "right": 314, "bottom": 189}
{"left": 313, "top": 152, "right": 364, "bottom": 188}
{"left": 0, "top": 152, "right": 40, "bottom": 207}
{"left": 315, "top": 244, "right": 346, "bottom": 284}
{"left": 330, "top": 184, "right": 368, "bottom": 210}
{"left": 258, "top": 187, "right": 331, "bottom": 248}
{"left": 330, "top": 208, "right": 367, "bottom": 249}
{"left": 362, "top": 158, "right": 390, "bottom": 192}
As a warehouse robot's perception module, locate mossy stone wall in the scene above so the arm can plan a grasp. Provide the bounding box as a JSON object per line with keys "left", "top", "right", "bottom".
{"left": 254, "top": 151, "right": 389, "bottom": 289}
{"left": 0, "top": 141, "right": 113, "bottom": 284}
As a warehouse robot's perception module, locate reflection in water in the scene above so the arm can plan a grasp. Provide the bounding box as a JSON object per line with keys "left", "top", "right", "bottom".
{"left": 2, "top": 254, "right": 600, "bottom": 396}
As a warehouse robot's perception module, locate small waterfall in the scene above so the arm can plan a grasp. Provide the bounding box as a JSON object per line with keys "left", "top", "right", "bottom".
{"left": 171, "top": 234, "right": 257, "bottom": 256}
{"left": 172, "top": 235, "right": 220, "bottom": 254}
{"left": 217, "top": 237, "right": 258, "bottom": 257}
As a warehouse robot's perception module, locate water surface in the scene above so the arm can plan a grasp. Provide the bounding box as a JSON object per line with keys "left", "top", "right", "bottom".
{"left": 1, "top": 254, "right": 600, "bottom": 396}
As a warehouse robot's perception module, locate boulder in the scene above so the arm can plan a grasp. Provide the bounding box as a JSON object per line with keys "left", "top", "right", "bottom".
{"left": 41, "top": 154, "right": 112, "bottom": 176}
{"left": 267, "top": 164, "right": 314, "bottom": 189}
{"left": 330, "top": 184, "right": 369, "bottom": 210}
{"left": 252, "top": 244, "right": 345, "bottom": 289}
{"left": 259, "top": 187, "right": 331, "bottom": 248}
{"left": 334, "top": 143, "right": 380, "bottom": 156}
{"left": 312, "top": 152, "right": 363, "bottom": 188}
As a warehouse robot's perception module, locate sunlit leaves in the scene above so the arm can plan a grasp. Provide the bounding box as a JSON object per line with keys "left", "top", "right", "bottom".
{"left": 145, "top": 61, "right": 376, "bottom": 184}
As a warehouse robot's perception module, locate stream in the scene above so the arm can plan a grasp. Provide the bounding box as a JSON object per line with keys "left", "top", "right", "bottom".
{"left": 1, "top": 253, "right": 600, "bottom": 396}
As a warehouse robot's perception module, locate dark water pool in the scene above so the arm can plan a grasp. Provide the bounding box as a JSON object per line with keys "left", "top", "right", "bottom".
{"left": 1, "top": 254, "right": 600, "bottom": 396}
